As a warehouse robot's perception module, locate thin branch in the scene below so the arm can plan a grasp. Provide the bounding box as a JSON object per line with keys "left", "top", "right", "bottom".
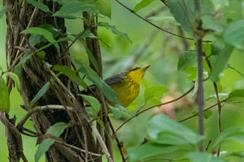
{"left": 205, "top": 140, "right": 212, "bottom": 151}
{"left": 194, "top": 0, "right": 204, "bottom": 152}
{"left": 91, "top": 125, "right": 114, "bottom": 162}
{"left": 227, "top": 64, "right": 244, "bottom": 79}
{"left": 113, "top": 0, "right": 194, "bottom": 40}
{"left": 107, "top": 116, "right": 126, "bottom": 162}
{"left": 17, "top": 105, "right": 74, "bottom": 130}
{"left": 115, "top": 85, "right": 194, "bottom": 133}
{"left": 9, "top": 6, "right": 39, "bottom": 73}
{"left": 43, "top": 134, "right": 102, "bottom": 157}
{"left": 178, "top": 98, "right": 227, "bottom": 122}
{"left": 204, "top": 53, "right": 222, "bottom": 156}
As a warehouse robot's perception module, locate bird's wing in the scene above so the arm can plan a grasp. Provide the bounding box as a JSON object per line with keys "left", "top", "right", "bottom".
{"left": 104, "top": 73, "right": 124, "bottom": 85}
{"left": 81, "top": 73, "right": 124, "bottom": 95}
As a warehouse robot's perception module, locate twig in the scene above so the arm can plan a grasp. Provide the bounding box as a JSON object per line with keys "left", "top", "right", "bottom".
{"left": 9, "top": 7, "right": 38, "bottom": 72}
{"left": 227, "top": 64, "right": 244, "bottom": 78}
{"left": 115, "top": 85, "right": 194, "bottom": 133}
{"left": 81, "top": 126, "right": 89, "bottom": 162}
{"left": 91, "top": 125, "right": 114, "bottom": 162}
{"left": 101, "top": 97, "right": 114, "bottom": 160}
{"left": 17, "top": 105, "right": 74, "bottom": 130}
{"left": 107, "top": 116, "right": 126, "bottom": 162}
{"left": 113, "top": 0, "right": 194, "bottom": 40}
{"left": 204, "top": 53, "right": 222, "bottom": 156}
{"left": 205, "top": 140, "right": 212, "bottom": 151}
{"left": 43, "top": 134, "right": 102, "bottom": 157}
{"left": 178, "top": 99, "right": 227, "bottom": 122}
{"left": 194, "top": 0, "right": 204, "bottom": 152}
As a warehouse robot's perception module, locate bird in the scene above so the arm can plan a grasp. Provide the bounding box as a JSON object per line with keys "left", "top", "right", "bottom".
{"left": 84, "top": 65, "right": 150, "bottom": 107}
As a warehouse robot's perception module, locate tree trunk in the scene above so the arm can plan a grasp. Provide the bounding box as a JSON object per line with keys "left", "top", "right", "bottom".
{"left": 3, "top": 0, "right": 105, "bottom": 161}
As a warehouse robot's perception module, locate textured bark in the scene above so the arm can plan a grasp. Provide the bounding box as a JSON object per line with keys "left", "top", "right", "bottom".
{"left": 4, "top": 0, "right": 101, "bottom": 162}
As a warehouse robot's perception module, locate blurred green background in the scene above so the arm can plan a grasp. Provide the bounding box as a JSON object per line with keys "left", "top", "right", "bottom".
{"left": 1, "top": 0, "right": 244, "bottom": 162}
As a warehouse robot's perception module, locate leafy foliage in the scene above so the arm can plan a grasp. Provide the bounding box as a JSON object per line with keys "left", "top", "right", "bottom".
{"left": 134, "top": 0, "right": 154, "bottom": 12}
{"left": 76, "top": 61, "right": 120, "bottom": 104}
{"left": 27, "top": 0, "right": 51, "bottom": 13}
{"left": 53, "top": 65, "right": 86, "bottom": 88}
{"left": 1, "top": 0, "right": 244, "bottom": 161}
{"left": 81, "top": 94, "right": 101, "bottom": 118}
{"left": 224, "top": 20, "right": 244, "bottom": 49}
{"left": 187, "top": 152, "right": 225, "bottom": 162}
{"left": 167, "top": 0, "right": 195, "bottom": 34}
{"left": 210, "top": 45, "right": 233, "bottom": 81}
{"left": 22, "top": 27, "right": 59, "bottom": 50}
{"left": 52, "top": 0, "right": 111, "bottom": 18}
{"left": 35, "top": 122, "right": 68, "bottom": 162}
{"left": 30, "top": 82, "right": 50, "bottom": 106}
{"left": 128, "top": 115, "right": 205, "bottom": 161}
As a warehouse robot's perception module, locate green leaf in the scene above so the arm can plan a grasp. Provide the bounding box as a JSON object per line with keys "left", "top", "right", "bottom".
{"left": 35, "top": 139, "right": 53, "bottom": 162}
{"left": 22, "top": 27, "right": 57, "bottom": 46}
{"left": 81, "top": 94, "right": 101, "bottom": 117}
{"left": 27, "top": 0, "right": 51, "bottom": 13}
{"left": 5, "top": 72, "right": 21, "bottom": 91}
{"left": 77, "top": 62, "right": 120, "bottom": 104}
{"left": 46, "top": 122, "right": 68, "bottom": 136}
{"left": 128, "top": 143, "right": 190, "bottom": 162}
{"left": 187, "top": 152, "right": 224, "bottom": 162}
{"left": 110, "top": 105, "right": 131, "bottom": 120}
{"left": 98, "top": 22, "right": 131, "bottom": 42}
{"left": 202, "top": 15, "right": 223, "bottom": 33}
{"left": 134, "top": 0, "right": 154, "bottom": 12}
{"left": 224, "top": 19, "right": 244, "bottom": 49}
{"left": 0, "top": 77, "right": 10, "bottom": 113}
{"left": 53, "top": 65, "right": 86, "bottom": 88}
{"left": 147, "top": 114, "right": 203, "bottom": 145}
{"left": 203, "top": 42, "right": 212, "bottom": 56}
{"left": 29, "top": 35, "right": 43, "bottom": 47}
{"left": 14, "top": 53, "right": 32, "bottom": 75}
{"left": 16, "top": 53, "right": 32, "bottom": 66}
{"left": 210, "top": 44, "right": 233, "bottom": 81}
{"left": 227, "top": 89, "right": 244, "bottom": 100}
{"left": 31, "top": 82, "right": 50, "bottom": 106}
{"left": 224, "top": 0, "right": 242, "bottom": 22}
{"left": 35, "top": 122, "right": 68, "bottom": 162}
{"left": 167, "top": 0, "right": 194, "bottom": 34}
{"left": 177, "top": 50, "right": 196, "bottom": 71}
{"left": 97, "top": 0, "right": 111, "bottom": 17}
{"left": 144, "top": 85, "right": 167, "bottom": 104}
{"left": 211, "top": 127, "right": 244, "bottom": 150}
{"left": 53, "top": 0, "right": 96, "bottom": 18}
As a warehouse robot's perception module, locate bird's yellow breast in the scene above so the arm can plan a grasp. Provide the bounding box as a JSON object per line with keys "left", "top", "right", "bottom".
{"left": 111, "top": 78, "right": 140, "bottom": 107}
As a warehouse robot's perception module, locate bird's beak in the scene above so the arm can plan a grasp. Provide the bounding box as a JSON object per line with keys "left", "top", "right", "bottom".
{"left": 143, "top": 65, "right": 150, "bottom": 71}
